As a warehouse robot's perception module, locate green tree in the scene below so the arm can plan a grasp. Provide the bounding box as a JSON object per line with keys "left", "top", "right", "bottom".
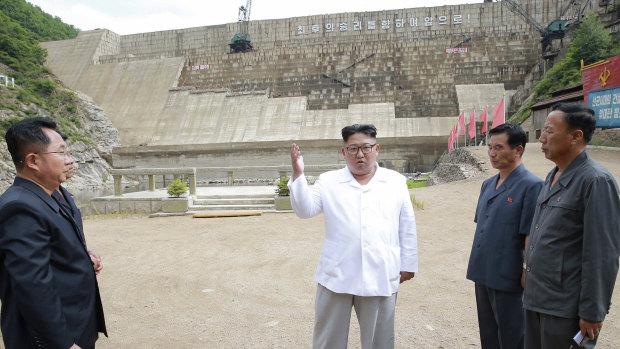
{"left": 510, "top": 14, "right": 619, "bottom": 123}
{"left": 0, "top": 0, "right": 78, "bottom": 41}
{"left": 0, "top": 1, "right": 87, "bottom": 143}
{"left": 0, "top": 11, "right": 47, "bottom": 75}
{"left": 568, "top": 15, "right": 613, "bottom": 66}
{"left": 167, "top": 179, "right": 188, "bottom": 198}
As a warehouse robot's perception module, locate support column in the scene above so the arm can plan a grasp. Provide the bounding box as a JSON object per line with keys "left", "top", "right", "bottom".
{"left": 279, "top": 171, "right": 287, "bottom": 182}
{"left": 113, "top": 175, "right": 123, "bottom": 196}
{"left": 227, "top": 171, "right": 233, "bottom": 186}
{"left": 188, "top": 173, "right": 196, "bottom": 195}
{"left": 148, "top": 175, "right": 155, "bottom": 192}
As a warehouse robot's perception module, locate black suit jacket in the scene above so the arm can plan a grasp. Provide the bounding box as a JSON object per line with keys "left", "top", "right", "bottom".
{"left": 0, "top": 177, "right": 106, "bottom": 349}
{"left": 56, "top": 186, "right": 85, "bottom": 242}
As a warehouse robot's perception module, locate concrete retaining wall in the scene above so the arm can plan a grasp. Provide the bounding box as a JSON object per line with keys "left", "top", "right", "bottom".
{"left": 112, "top": 137, "right": 445, "bottom": 173}
{"left": 40, "top": 0, "right": 577, "bottom": 170}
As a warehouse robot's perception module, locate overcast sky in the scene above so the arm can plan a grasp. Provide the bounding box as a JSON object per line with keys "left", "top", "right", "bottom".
{"left": 27, "top": 0, "right": 483, "bottom": 35}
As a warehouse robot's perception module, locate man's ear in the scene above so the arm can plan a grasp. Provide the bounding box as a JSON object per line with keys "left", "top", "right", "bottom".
{"left": 375, "top": 144, "right": 380, "bottom": 153}
{"left": 571, "top": 129, "right": 584, "bottom": 145}
{"left": 23, "top": 153, "right": 40, "bottom": 172}
{"left": 515, "top": 145, "right": 524, "bottom": 158}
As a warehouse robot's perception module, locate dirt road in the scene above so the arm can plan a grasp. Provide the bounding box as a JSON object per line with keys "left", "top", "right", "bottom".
{"left": 78, "top": 146, "right": 620, "bottom": 348}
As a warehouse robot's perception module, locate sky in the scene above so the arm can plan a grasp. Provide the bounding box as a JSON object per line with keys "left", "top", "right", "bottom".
{"left": 27, "top": 0, "right": 483, "bottom": 35}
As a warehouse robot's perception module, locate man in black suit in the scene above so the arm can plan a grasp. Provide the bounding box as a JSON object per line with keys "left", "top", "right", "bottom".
{"left": 0, "top": 117, "right": 106, "bottom": 348}
{"left": 55, "top": 131, "right": 102, "bottom": 275}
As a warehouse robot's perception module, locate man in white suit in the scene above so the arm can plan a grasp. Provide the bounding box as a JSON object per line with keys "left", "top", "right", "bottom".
{"left": 288, "top": 123, "right": 418, "bottom": 349}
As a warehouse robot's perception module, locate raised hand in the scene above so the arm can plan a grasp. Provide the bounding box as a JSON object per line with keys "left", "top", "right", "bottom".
{"left": 291, "top": 143, "right": 304, "bottom": 180}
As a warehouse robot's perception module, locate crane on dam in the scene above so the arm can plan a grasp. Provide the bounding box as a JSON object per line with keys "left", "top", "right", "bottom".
{"left": 230, "top": 0, "right": 253, "bottom": 53}
{"left": 498, "top": 0, "right": 581, "bottom": 55}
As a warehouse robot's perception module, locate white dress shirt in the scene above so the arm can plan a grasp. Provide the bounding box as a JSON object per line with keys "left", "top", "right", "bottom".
{"left": 288, "top": 164, "right": 418, "bottom": 296}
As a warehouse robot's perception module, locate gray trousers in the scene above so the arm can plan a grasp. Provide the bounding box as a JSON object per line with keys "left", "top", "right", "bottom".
{"left": 313, "top": 283, "right": 397, "bottom": 349}
{"left": 525, "top": 310, "right": 598, "bottom": 349}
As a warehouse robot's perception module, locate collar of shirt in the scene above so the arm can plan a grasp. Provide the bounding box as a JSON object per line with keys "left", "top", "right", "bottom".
{"left": 548, "top": 151, "right": 589, "bottom": 188}
{"left": 338, "top": 163, "right": 388, "bottom": 189}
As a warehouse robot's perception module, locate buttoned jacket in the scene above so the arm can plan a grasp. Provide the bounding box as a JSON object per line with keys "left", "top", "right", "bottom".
{"left": 523, "top": 151, "right": 620, "bottom": 322}
{"left": 466, "top": 164, "right": 543, "bottom": 292}
{"left": 288, "top": 164, "right": 418, "bottom": 296}
{"left": 0, "top": 177, "right": 106, "bottom": 349}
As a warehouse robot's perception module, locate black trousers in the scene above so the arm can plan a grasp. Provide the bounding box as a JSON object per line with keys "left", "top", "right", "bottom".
{"left": 525, "top": 310, "right": 598, "bottom": 349}
{"left": 475, "top": 283, "right": 525, "bottom": 349}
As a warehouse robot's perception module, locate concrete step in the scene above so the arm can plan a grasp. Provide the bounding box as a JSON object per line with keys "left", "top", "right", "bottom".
{"left": 193, "top": 198, "right": 274, "bottom": 205}
{"left": 189, "top": 204, "right": 274, "bottom": 211}
{"left": 196, "top": 193, "right": 275, "bottom": 200}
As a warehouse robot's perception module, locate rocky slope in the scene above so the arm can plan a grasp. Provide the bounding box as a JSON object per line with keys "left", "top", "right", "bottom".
{"left": 0, "top": 88, "right": 120, "bottom": 193}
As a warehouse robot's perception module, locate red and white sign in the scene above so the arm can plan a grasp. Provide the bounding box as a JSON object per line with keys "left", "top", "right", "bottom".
{"left": 445, "top": 47, "right": 469, "bottom": 54}
{"left": 190, "top": 64, "right": 211, "bottom": 71}
{"left": 582, "top": 54, "right": 620, "bottom": 102}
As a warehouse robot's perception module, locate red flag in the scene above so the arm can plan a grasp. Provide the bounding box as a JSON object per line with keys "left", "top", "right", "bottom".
{"left": 480, "top": 109, "right": 488, "bottom": 134}
{"left": 491, "top": 98, "right": 505, "bottom": 129}
{"left": 453, "top": 123, "right": 458, "bottom": 145}
{"left": 449, "top": 125, "right": 458, "bottom": 150}
{"left": 468, "top": 110, "right": 476, "bottom": 139}
{"left": 458, "top": 112, "right": 466, "bottom": 135}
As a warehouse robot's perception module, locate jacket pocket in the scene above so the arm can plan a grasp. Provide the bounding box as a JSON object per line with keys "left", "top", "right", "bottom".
{"left": 533, "top": 248, "right": 563, "bottom": 289}
{"left": 319, "top": 239, "right": 342, "bottom": 278}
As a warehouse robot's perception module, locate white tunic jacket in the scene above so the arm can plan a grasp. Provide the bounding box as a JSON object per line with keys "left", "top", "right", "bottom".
{"left": 288, "top": 165, "right": 418, "bottom": 296}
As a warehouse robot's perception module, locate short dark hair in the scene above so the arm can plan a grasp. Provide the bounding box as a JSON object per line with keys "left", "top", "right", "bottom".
{"left": 5, "top": 117, "right": 57, "bottom": 166}
{"left": 56, "top": 130, "right": 67, "bottom": 141}
{"left": 341, "top": 124, "right": 377, "bottom": 143}
{"left": 488, "top": 123, "right": 527, "bottom": 155}
{"left": 551, "top": 102, "right": 596, "bottom": 143}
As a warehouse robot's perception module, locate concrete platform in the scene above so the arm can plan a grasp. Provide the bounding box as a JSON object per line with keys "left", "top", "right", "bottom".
{"left": 103, "top": 185, "right": 277, "bottom": 198}
{"left": 90, "top": 185, "right": 285, "bottom": 215}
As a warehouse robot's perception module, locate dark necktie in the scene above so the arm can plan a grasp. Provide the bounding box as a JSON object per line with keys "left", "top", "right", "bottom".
{"left": 52, "top": 191, "right": 86, "bottom": 246}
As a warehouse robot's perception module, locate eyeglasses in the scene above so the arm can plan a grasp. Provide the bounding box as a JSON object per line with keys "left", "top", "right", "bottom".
{"left": 35, "top": 150, "right": 73, "bottom": 158}
{"left": 344, "top": 144, "right": 377, "bottom": 155}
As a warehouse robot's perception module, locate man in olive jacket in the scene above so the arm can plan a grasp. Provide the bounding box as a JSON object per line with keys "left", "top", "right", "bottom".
{"left": 524, "top": 103, "right": 620, "bottom": 348}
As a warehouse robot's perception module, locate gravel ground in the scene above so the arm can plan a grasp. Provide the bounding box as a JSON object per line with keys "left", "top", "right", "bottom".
{"left": 5, "top": 146, "right": 620, "bottom": 348}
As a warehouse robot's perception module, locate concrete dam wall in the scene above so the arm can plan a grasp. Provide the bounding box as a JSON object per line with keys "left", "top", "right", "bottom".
{"left": 41, "top": 0, "right": 575, "bottom": 172}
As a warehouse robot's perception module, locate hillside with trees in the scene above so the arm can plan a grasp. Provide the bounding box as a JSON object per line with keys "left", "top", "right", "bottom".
{"left": 0, "top": 0, "right": 119, "bottom": 195}
{"left": 0, "top": 0, "right": 78, "bottom": 41}
{"left": 510, "top": 14, "right": 620, "bottom": 123}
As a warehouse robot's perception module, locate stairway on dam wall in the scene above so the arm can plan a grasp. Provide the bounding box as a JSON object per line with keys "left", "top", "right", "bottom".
{"left": 40, "top": 0, "right": 578, "bottom": 171}
{"left": 177, "top": 32, "right": 539, "bottom": 117}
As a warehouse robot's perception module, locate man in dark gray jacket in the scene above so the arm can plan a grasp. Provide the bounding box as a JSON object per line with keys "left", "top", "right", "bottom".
{"left": 523, "top": 102, "right": 620, "bottom": 348}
